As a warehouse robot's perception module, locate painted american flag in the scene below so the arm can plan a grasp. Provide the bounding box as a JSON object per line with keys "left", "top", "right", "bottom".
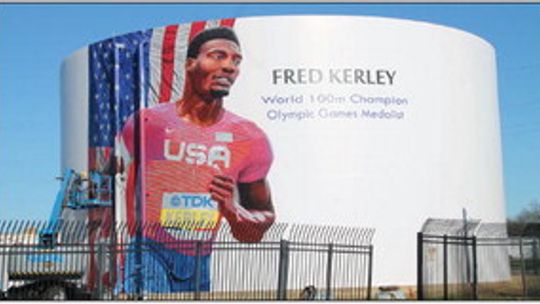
{"left": 89, "top": 30, "right": 151, "bottom": 172}
{"left": 86, "top": 19, "right": 237, "bottom": 290}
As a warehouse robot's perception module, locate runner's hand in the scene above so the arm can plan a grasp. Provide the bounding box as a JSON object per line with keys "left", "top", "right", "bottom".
{"left": 209, "top": 174, "right": 237, "bottom": 219}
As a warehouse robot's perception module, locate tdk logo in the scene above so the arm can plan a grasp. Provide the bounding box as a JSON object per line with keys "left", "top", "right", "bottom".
{"left": 163, "top": 193, "right": 217, "bottom": 209}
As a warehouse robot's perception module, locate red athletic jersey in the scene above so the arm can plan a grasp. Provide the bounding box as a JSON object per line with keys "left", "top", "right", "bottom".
{"left": 120, "top": 103, "right": 273, "bottom": 246}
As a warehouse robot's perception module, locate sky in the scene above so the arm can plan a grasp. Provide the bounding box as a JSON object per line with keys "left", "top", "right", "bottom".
{"left": 0, "top": 3, "right": 539, "bottom": 220}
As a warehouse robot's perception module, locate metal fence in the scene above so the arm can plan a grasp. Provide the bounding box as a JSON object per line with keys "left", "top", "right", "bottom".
{"left": 418, "top": 231, "right": 540, "bottom": 300}
{"left": 0, "top": 220, "right": 374, "bottom": 300}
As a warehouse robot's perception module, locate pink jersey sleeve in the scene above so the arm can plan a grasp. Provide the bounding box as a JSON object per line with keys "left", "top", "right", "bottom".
{"left": 237, "top": 127, "right": 273, "bottom": 183}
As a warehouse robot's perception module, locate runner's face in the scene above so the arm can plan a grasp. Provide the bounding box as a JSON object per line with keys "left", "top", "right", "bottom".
{"left": 188, "top": 39, "right": 242, "bottom": 100}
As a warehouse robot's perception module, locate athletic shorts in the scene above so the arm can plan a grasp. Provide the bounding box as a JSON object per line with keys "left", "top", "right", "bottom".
{"left": 119, "top": 237, "right": 210, "bottom": 293}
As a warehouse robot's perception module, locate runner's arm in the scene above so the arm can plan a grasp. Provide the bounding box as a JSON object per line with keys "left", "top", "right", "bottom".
{"left": 209, "top": 175, "right": 275, "bottom": 243}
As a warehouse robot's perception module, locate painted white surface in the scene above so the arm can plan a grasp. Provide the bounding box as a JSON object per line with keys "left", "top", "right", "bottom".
{"left": 229, "top": 16, "right": 505, "bottom": 286}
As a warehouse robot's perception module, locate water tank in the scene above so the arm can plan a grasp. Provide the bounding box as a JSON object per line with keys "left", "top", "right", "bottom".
{"left": 61, "top": 15, "right": 506, "bottom": 286}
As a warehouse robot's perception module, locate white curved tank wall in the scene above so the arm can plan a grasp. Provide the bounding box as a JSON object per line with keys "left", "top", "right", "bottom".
{"left": 60, "top": 48, "right": 89, "bottom": 224}
{"left": 61, "top": 15, "right": 505, "bottom": 286}
{"left": 61, "top": 48, "right": 88, "bottom": 173}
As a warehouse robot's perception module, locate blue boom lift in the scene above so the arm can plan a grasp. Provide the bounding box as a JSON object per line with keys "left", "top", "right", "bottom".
{"left": 1, "top": 169, "right": 113, "bottom": 300}
{"left": 39, "top": 169, "right": 113, "bottom": 247}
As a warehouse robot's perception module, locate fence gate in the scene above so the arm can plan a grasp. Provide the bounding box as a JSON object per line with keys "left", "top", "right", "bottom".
{"left": 278, "top": 224, "right": 375, "bottom": 300}
{"left": 417, "top": 232, "right": 477, "bottom": 300}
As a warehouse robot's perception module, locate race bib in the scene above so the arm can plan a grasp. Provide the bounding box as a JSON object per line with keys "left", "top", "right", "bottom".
{"left": 160, "top": 192, "right": 220, "bottom": 230}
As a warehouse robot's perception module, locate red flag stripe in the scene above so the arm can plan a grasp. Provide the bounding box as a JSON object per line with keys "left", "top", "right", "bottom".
{"left": 188, "top": 21, "right": 207, "bottom": 41}
{"left": 159, "top": 25, "right": 179, "bottom": 103}
{"left": 220, "top": 18, "right": 236, "bottom": 27}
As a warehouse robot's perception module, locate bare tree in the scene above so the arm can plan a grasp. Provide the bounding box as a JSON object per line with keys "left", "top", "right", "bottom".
{"left": 507, "top": 199, "right": 540, "bottom": 236}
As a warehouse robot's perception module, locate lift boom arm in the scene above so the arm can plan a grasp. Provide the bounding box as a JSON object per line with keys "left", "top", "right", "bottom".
{"left": 39, "top": 169, "right": 112, "bottom": 246}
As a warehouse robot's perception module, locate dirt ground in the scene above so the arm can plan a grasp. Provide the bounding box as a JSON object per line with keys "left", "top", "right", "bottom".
{"left": 113, "top": 275, "right": 540, "bottom": 300}
{"left": 421, "top": 275, "right": 540, "bottom": 300}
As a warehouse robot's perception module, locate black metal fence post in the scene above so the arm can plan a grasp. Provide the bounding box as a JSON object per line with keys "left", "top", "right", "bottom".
{"left": 96, "top": 242, "right": 105, "bottom": 300}
{"left": 472, "top": 236, "right": 478, "bottom": 300}
{"left": 134, "top": 226, "right": 143, "bottom": 300}
{"left": 532, "top": 238, "right": 538, "bottom": 276}
{"left": 325, "top": 243, "right": 333, "bottom": 300}
{"left": 367, "top": 244, "right": 374, "bottom": 300}
{"left": 0, "top": 244, "right": 7, "bottom": 299}
{"left": 443, "top": 235, "right": 448, "bottom": 300}
{"left": 417, "top": 232, "right": 423, "bottom": 300}
{"left": 108, "top": 234, "right": 117, "bottom": 300}
{"left": 194, "top": 241, "right": 203, "bottom": 300}
{"left": 519, "top": 237, "right": 527, "bottom": 298}
{"left": 277, "top": 239, "right": 290, "bottom": 300}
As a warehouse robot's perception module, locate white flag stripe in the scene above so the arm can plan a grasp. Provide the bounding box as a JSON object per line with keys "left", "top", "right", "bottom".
{"left": 205, "top": 19, "right": 220, "bottom": 29}
{"left": 148, "top": 26, "right": 166, "bottom": 107}
{"left": 170, "top": 24, "right": 192, "bottom": 103}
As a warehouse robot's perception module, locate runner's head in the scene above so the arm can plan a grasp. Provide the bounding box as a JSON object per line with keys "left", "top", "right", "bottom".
{"left": 185, "top": 27, "right": 242, "bottom": 100}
